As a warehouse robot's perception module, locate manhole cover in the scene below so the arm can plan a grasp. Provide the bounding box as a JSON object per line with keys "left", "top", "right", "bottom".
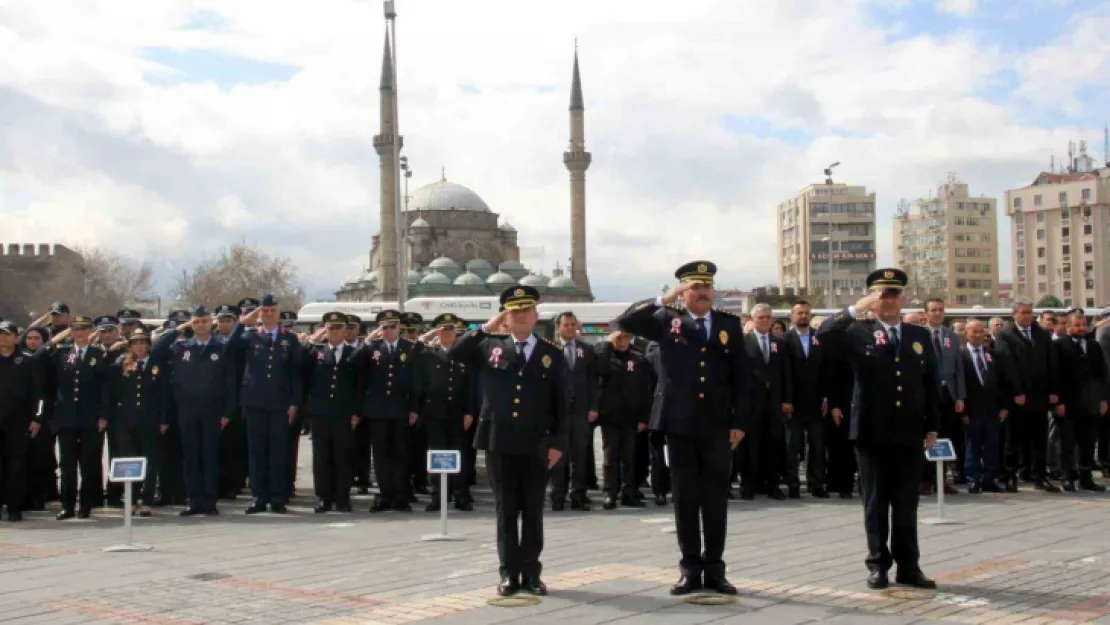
{"left": 883, "top": 588, "right": 935, "bottom": 600}
{"left": 187, "top": 572, "right": 232, "bottom": 582}
{"left": 487, "top": 595, "right": 542, "bottom": 607}
{"left": 683, "top": 593, "right": 737, "bottom": 605}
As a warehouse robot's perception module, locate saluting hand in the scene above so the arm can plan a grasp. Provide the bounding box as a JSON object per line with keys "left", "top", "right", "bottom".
{"left": 160, "top": 424, "right": 169, "bottom": 434}
{"left": 1055, "top": 404, "right": 1066, "bottom": 417}
{"left": 482, "top": 310, "right": 510, "bottom": 334}
{"left": 350, "top": 415, "right": 360, "bottom": 430}
{"left": 587, "top": 410, "right": 598, "bottom": 423}
{"left": 729, "top": 429, "right": 744, "bottom": 449}
{"left": 408, "top": 413, "right": 418, "bottom": 426}
{"left": 287, "top": 406, "right": 297, "bottom": 423}
{"left": 1101, "top": 400, "right": 1108, "bottom": 416}
{"left": 999, "top": 409, "right": 1008, "bottom": 422}
{"left": 852, "top": 291, "right": 882, "bottom": 314}
{"left": 547, "top": 448, "right": 563, "bottom": 470}
{"left": 661, "top": 282, "right": 692, "bottom": 306}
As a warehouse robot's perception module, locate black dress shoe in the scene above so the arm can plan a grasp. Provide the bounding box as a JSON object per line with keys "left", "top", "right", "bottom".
{"left": 28, "top": 499, "right": 45, "bottom": 511}
{"left": 7, "top": 510, "right": 23, "bottom": 522}
{"left": 654, "top": 494, "right": 668, "bottom": 506}
{"left": 741, "top": 490, "right": 755, "bottom": 501}
{"left": 335, "top": 502, "right": 352, "bottom": 513}
{"left": 356, "top": 486, "right": 369, "bottom": 495}
{"left": 179, "top": 507, "right": 203, "bottom": 517}
{"left": 866, "top": 570, "right": 889, "bottom": 589}
{"left": 788, "top": 486, "right": 801, "bottom": 499}
{"left": 621, "top": 495, "right": 646, "bottom": 508}
{"left": 981, "top": 481, "right": 1003, "bottom": 493}
{"left": 1035, "top": 479, "right": 1062, "bottom": 493}
{"left": 315, "top": 501, "right": 332, "bottom": 514}
{"left": 392, "top": 500, "right": 412, "bottom": 512}
{"left": 1004, "top": 479, "right": 1019, "bottom": 493}
{"left": 270, "top": 503, "right": 288, "bottom": 514}
{"left": 369, "top": 499, "right": 390, "bottom": 513}
{"left": 454, "top": 499, "right": 474, "bottom": 511}
{"left": 704, "top": 577, "right": 738, "bottom": 595}
{"left": 77, "top": 508, "right": 90, "bottom": 519}
{"left": 669, "top": 575, "right": 702, "bottom": 596}
{"left": 811, "top": 487, "right": 830, "bottom": 499}
{"left": 839, "top": 491, "right": 854, "bottom": 499}
{"left": 570, "top": 497, "right": 591, "bottom": 511}
{"left": 1019, "top": 469, "right": 1033, "bottom": 482}
{"left": 968, "top": 484, "right": 981, "bottom": 494}
{"left": 205, "top": 507, "right": 220, "bottom": 516}
{"left": 1063, "top": 480, "right": 1076, "bottom": 492}
{"left": 425, "top": 501, "right": 441, "bottom": 512}
{"left": 56, "top": 509, "right": 75, "bottom": 520}
{"left": 521, "top": 577, "right": 548, "bottom": 595}
{"left": 602, "top": 497, "right": 617, "bottom": 510}
{"left": 767, "top": 487, "right": 786, "bottom": 500}
{"left": 245, "top": 502, "right": 267, "bottom": 514}
{"left": 406, "top": 492, "right": 418, "bottom": 504}
{"left": 895, "top": 570, "right": 937, "bottom": 589}
{"left": 551, "top": 500, "right": 565, "bottom": 511}
{"left": 497, "top": 577, "right": 518, "bottom": 597}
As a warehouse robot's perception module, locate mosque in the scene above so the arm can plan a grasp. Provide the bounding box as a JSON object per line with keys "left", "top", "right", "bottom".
{"left": 336, "top": 38, "right": 594, "bottom": 303}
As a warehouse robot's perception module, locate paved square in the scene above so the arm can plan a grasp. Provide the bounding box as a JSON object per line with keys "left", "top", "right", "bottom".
{"left": 4, "top": 439, "right": 1110, "bottom": 624}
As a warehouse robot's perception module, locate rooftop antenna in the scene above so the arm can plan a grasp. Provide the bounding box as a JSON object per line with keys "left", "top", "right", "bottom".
{"left": 1050, "top": 154, "right": 1055, "bottom": 173}
{"left": 1068, "top": 140, "right": 1076, "bottom": 173}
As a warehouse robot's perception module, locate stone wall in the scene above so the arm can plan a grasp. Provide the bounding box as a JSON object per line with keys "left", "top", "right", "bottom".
{"left": 0, "top": 244, "right": 84, "bottom": 324}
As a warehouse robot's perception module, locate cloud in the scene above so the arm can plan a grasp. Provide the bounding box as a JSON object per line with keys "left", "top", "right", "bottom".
{"left": 1, "top": 0, "right": 1107, "bottom": 306}
{"left": 937, "top": 0, "right": 977, "bottom": 16}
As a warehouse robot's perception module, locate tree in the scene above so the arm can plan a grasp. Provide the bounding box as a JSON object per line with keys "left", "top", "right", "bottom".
{"left": 36, "top": 246, "right": 156, "bottom": 317}
{"left": 173, "top": 243, "right": 304, "bottom": 310}
{"left": 1035, "top": 294, "right": 1064, "bottom": 308}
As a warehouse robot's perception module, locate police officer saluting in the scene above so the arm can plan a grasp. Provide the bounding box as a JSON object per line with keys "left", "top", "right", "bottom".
{"left": 449, "top": 286, "right": 566, "bottom": 597}
{"left": 817, "top": 268, "right": 940, "bottom": 590}
{"left": 414, "top": 313, "right": 474, "bottom": 512}
{"left": 214, "top": 304, "right": 247, "bottom": 500}
{"left": 617, "top": 261, "right": 749, "bottom": 596}
{"left": 402, "top": 311, "right": 431, "bottom": 500}
{"left": 0, "top": 320, "right": 44, "bottom": 522}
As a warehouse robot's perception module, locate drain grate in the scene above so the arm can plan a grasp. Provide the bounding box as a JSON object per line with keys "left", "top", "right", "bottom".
{"left": 187, "top": 572, "right": 232, "bottom": 582}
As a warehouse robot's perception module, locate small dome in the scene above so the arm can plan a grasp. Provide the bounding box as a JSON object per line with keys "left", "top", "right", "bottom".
{"left": 454, "top": 271, "right": 486, "bottom": 286}
{"left": 428, "top": 256, "right": 461, "bottom": 279}
{"left": 358, "top": 268, "right": 381, "bottom": 287}
{"left": 499, "top": 222, "right": 517, "bottom": 232}
{"left": 499, "top": 259, "right": 528, "bottom": 280}
{"left": 420, "top": 271, "right": 452, "bottom": 285}
{"left": 410, "top": 217, "right": 430, "bottom": 228}
{"left": 406, "top": 269, "right": 422, "bottom": 285}
{"left": 408, "top": 179, "right": 491, "bottom": 213}
{"left": 486, "top": 271, "right": 517, "bottom": 286}
{"left": 519, "top": 273, "right": 550, "bottom": 291}
{"left": 465, "top": 258, "right": 494, "bottom": 279}
{"left": 548, "top": 275, "right": 577, "bottom": 290}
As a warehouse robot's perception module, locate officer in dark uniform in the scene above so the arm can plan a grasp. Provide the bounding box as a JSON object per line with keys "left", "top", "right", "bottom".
{"left": 95, "top": 315, "right": 127, "bottom": 508}
{"left": 0, "top": 320, "right": 44, "bottom": 522}
{"left": 448, "top": 286, "right": 566, "bottom": 597}
{"left": 642, "top": 340, "right": 672, "bottom": 505}
{"left": 617, "top": 261, "right": 749, "bottom": 596}
{"left": 281, "top": 310, "right": 307, "bottom": 497}
{"left": 402, "top": 312, "right": 430, "bottom": 499}
{"left": 355, "top": 310, "right": 419, "bottom": 512}
{"left": 47, "top": 301, "right": 71, "bottom": 337}
{"left": 301, "top": 312, "right": 359, "bottom": 513}
{"left": 225, "top": 295, "right": 301, "bottom": 514}
{"left": 214, "top": 304, "right": 248, "bottom": 500}
{"left": 117, "top": 309, "right": 144, "bottom": 339}
{"left": 154, "top": 313, "right": 189, "bottom": 507}
{"left": 105, "top": 328, "right": 169, "bottom": 516}
{"left": 414, "top": 313, "right": 474, "bottom": 512}
{"left": 349, "top": 310, "right": 373, "bottom": 495}
{"left": 34, "top": 315, "right": 110, "bottom": 520}
{"left": 345, "top": 315, "right": 363, "bottom": 348}
{"left": 549, "top": 311, "right": 600, "bottom": 511}
{"left": 152, "top": 307, "right": 239, "bottom": 516}
{"left": 817, "top": 268, "right": 940, "bottom": 590}
{"left": 594, "top": 324, "right": 652, "bottom": 509}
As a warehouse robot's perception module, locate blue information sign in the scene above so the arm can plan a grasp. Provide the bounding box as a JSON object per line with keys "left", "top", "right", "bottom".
{"left": 427, "top": 450, "right": 461, "bottom": 474}
{"left": 925, "top": 439, "right": 957, "bottom": 462}
{"left": 109, "top": 457, "right": 148, "bottom": 482}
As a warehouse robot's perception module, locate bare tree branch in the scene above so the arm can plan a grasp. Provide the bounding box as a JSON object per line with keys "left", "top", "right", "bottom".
{"left": 172, "top": 243, "right": 304, "bottom": 310}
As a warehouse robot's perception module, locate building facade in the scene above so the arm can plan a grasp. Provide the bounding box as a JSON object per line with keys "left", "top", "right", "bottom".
{"left": 0, "top": 243, "right": 84, "bottom": 323}
{"left": 778, "top": 183, "right": 877, "bottom": 307}
{"left": 1006, "top": 161, "right": 1110, "bottom": 308}
{"left": 893, "top": 178, "right": 998, "bottom": 306}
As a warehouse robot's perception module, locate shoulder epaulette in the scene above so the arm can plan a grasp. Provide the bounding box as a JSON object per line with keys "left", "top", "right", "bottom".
{"left": 486, "top": 332, "right": 509, "bottom": 338}
{"left": 540, "top": 337, "right": 560, "bottom": 349}
{"left": 713, "top": 308, "right": 738, "bottom": 319}
{"left": 90, "top": 344, "right": 106, "bottom": 353}
{"left": 665, "top": 305, "right": 684, "bottom": 313}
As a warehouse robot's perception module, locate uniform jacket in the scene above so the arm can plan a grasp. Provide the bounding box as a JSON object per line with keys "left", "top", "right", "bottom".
{"left": 1096, "top": 323, "right": 1110, "bottom": 385}
{"left": 414, "top": 345, "right": 471, "bottom": 422}
{"left": 225, "top": 324, "right": 303, "bottom": 411}
{"left": 151, "top": 330, "right": 238, "bottom": 416}
{"left": 817, "top": 309, "right": 940, "bottom": 448}
{"left": 300, "top": 342, "right": 359, "bottom": 421}
{"left": 925, "top": 325, "right": 966, "bottom": 402}
{"left": 34, "top": 342, "right": 110, "bottom": 430}
{"left": 105, "top": 357, "right": 170, "bottom": 428}
{"left": 0, "top": 349, "right": 44, "bottom": 426}
{"left": 743, "top": 331, "right": 793, "bottom": 420}
{"left": 354, "top": 338, "right": 418, "bottom": 420}
{"left": 993, "top": 323, "right": 1058, "bottom": 412}
{"left": 594, "top": 342, "right": 652, "bottom": 428}
{"left": 557, "top": 338, "right": 600, "bottom": 416}
{"left": 784, "top": 327, "right": 827, "bottom": 420}
{"left": 1053, "top": 336, "right": 1109, "bottom": 417}
{"left": 616, "top": 300, "right": 750, "bottom": 436}
{"left": 959, "top": 345, "right": 1007, "bottom": 421}
{"left": 448, "top": 330, "right": 567, "bottom": 459}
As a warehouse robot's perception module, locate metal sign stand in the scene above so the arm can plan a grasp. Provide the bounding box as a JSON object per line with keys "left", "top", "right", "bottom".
{"left": 104, "top": 458, "right": 153, "bottom": 552}
{"left": 422, "top": 451, "right": 465, "bottom": 542}
{"left": 922, "top": 440, "right": 962, "bottom": 526}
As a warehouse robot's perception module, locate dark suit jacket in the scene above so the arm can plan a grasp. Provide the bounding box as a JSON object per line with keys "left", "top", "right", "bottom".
{"left": 355, "top": 338, "right": 418, "bottom": 420}
{"left": 559, "top": 339, "right": 600, "bottom": 416}
{"left": 959, "top": 346, "right": 1006, "bottom": 421}
{"left": 1054, "top": 336, "right": 1109, "bottom": 417}
{"left": 817, "top": 309, "right": 940, "bottom": 449}
{"left": 413, "top": 345, "right": 471, "bottom": 422}
{"left": 743, "top": 332, "right": 793, "bottom": 422}
{"left": 993, "top": 323, "right": 1058, "bottom": 412}
{"left": 784, "top": 328, "right": 825, "bottom": 420}
{"left": 617, "top": 300, "right": 750, "bottom": 436}
{"left": 300, "top": 343, "right": 359, "bottom": 421}
{"left": 594, "top": 342, "right": 652, "bottom": 428}
{"left": 105, "top": 357, "right": 170, "bottom": 428}
{"left": 34, "top": 343, "right": 111, "bottom": 430}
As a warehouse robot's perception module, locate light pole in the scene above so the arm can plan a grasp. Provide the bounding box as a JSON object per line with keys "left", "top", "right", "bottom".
{"left": 823, "top": 162, "right": 840, "bottom": 308}
{"left": 385, "top": 0, "right": 406, "bottom": 311}
{"left": 400, "top": 155, "right": 412, "bottom": 285}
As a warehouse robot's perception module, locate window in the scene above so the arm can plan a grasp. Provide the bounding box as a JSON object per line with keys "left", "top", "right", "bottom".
{"left": 956, "top": 295, "right": 968, "bottom": 304}
{"left": 1062, "top": 208, "right": 1070, "bottom": 219}
{"left": 1082, "top": 188, "right": 1091, "bottom": 201}
{"left": 1063, "top": 263, "right": 1071, "bottom": 274}
{"left": 1013, "top": 197, "right": 1022, "bottom": 209}
{"left": 1086, "top": 261, "right": 1094, "bottom": 272}
{"left": 1038, "top": 265, "right": 1047, "bottom": 276}
{"left": 1038, "top": 282, "right": 1047, "bottom": 292}
{"left": 1084, "top": 224, "right": 1092, "bottom": 235}
{"left": 957, "top": 279, "right": 968, "bottom": 289}
{"left": 1083, "top": 206, "right": 1092, "bottom": 218}
{"left": 955, "top": 263, "right": 966, "bottom": 273}
{"left": 1017, "top": 250, "right": 1025, "bottom": 262}
{"left": 1034, "top": 195, "right": 1043, "bottom": 207}
{"left": 1037, "top": 229, "right": 1045, "bottom": 240}
{"left": 1017, "top": 266, "right": 1026, "bottom": 278}
{"left": 1063, "top": 245, "right": 1071, "bottom": 256}
{"left": 1062, "top": 227, "right": 1070, "bottom": 238}
{"left": 1063, "top": 280, "right": 1072, "bottom": 291}
{"left": 1059, "top": 191, "right": 1068, "bottom": 205}
{"left": 1088, "top": 298, "right": 1096, "bottom": 307}
{"left": 1086, "top": 279, "right": 1095, "bottom": 289}
{"left": 1015, "top": 212, "right": 1024, "bottom": 223}
{"left": 954, "top": 216, "right": 965, "bottom": 226}
{"left": 1037, "top": 247, "right": 1045, "bottom": 258}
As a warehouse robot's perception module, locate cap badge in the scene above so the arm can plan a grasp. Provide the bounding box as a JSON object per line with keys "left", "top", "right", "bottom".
{"left": 884, "top": 270, "right": 894, "bottom": 280}
{"left": 697, "top": 263, "right": 707, "bottom": 273}
{"left": 514, "top": 288, "right": 524, "bottom": 297}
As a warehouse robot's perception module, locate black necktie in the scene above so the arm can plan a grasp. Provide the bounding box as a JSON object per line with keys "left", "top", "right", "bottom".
{"left": 515, "top": 341, "right": 527, "bottom": 369}
{"left": 974, "top": 349, "right": 986, "bottom": 381}
{"left": 695, "top": 317, "right": 707, "bottom": 341}
{"left": 888, "top": 326, "right": 900, "bottom": 352}
{"left": 933, "top": 329, "right": 942, "bottom": 355}
{"left": 136, "top": 360, "right": 144, "bottom": 374}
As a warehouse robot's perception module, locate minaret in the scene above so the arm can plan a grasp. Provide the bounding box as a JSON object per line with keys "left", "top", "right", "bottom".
{"left": 372, "top": 28, "right": 401, "bottom": 300}
{"left": 563, "top": 44, "right": 593, "bottom": 298}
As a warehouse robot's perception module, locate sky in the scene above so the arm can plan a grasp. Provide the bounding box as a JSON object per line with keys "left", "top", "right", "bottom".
{"left": 2, "top": 0, "right": 1109, "bottom": 303}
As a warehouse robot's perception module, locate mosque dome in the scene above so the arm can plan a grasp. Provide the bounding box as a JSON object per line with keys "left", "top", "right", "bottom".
{"left": 453, "top": 271, "right": 486, "bottom": 287}
{"left": 406, "top": 269, "right": 422, "bottom": 285}
{"left": 499, "top": 222, "right": 517, "bottom": 232}
{"left": 547, "top": 275, "right": 577, "bottom": 291}
{"left": 419, "top": 271, "right": 452, "bottom": 286}
{"left": 409, "top": 217, "right": 431, "bottom": 230}
{"left": 486, "top": 271, "right": 517, "bottom": 287}
{"left": 498, "top": 259, "right": 528, "bottom": 280}
{"left": 519, "top": 273, "right": 550, "bottom": 292}
{"left": 408, "top": 179, "right": 491, "bottom": 213}
{"left": 465, "top": 258, "right": 495, "bottom": 279}
{"left": 428, "top": 256, "right": 461, "bottom": 279}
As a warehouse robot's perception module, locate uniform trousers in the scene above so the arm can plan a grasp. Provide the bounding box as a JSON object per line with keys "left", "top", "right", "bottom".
{"left": 486, "top": 451, "right": 548, "bottom": 581}
{"left": 600, "top": 424, "right": 637, "bottom": 498}
{"left": 785, "top": 412, "right": 826, "bottom": 491}
{"left": 856, "top": 444, "right": 922, "bottom": 574}
{"left": 825, "top": 414, "right": 857, "bottom": 495}
{"left": 112, "top": 423, "right": 160, "bottom": 505}
{"left": 1055, "top": 411, "right": 1098, "bottom": 479}
{"left": 245, "top": 408, "right": 290, "bottom": 506}
{"left": 180, "top": 405, "right": 223, "bottom": 510}
{"left": 219, "top": 413, "right": 248, "bottom": 496}
{"left": 0, "top": 419, "right": 30, "bottom": 511}
{"left": 310, "top": 415, "right": 353, "bottom": 505}
{"left": 549, "top": 411, "right": 590, "bottom": 501}
{"left": 104, "top": 428, "right": 123, "bottom": 505}
{"left": 648, "top": 431, "right": 671, "bottom": 496}
{"left": 1097, "top": 418, "right": 1110, "bottom": 469}
{"left": 964, "top": 414, "right": 1000, "bottom": 486}
{"left": 425, "top": 417, "right": 470, "bottom": 500}
{"left": 923, "top": 395, "right": 962, "bottom": 486}
{"left": 667, "top": 431, "right": 731, "bottom": 580}
{"left": 369, "top": 419, "right": 409, "bottom": 503}
{"left": 352, "top": 419, "right": 372, "bottom": 488}
{"left": 288, "top": 412, "right": 304, "bottom": 495}
{"left": 57, "top": 427, "right": 101, "bottom": 511}
{"left": 158, "top": 421, "right": 186, "bottom": 503}
{"left": 1004, "top": 408, "right": 1048, "bottom": 480}
{"left": 408, "top": 420, "right": 429, "bottom": 491}
{"left": 26, "top": 429, "right": 58, "bottom": 505}
{"left": 635, "top": 430, "right": 650, "bottom": 487}
{"left": 740, "top": 406, "right": 785, "bottom": 494}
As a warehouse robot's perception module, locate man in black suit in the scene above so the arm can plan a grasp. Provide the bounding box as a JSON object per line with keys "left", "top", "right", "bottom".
{"left": 448, "top": 286, "right": 566, "bottom": 597}
{"left": 817, "top": 268, "right": 940, "bottom": 590}
{"left": 784, "top": 300, "right": 828, "bottom": 498}
{"left": 959, "top": 320, "right": 1008, "bottom": 493}
{"left": 618, "top": 260, "right": 750, "bottom": 596}
{"left": 740, "top": 303, "right": 793, "bottom": 500}
{"left": 549, "top": 311, "right": 600, "bottom": 511}
{"left": 1052, "top": 310, "right": 1109, "bottom": 492}
{"left": 993, "top": 299, "right": 1061, "bottom": 493}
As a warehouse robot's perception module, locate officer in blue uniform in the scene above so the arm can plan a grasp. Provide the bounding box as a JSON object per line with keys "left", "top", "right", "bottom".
{"left": 95, "top": 315, "right": 128, "bottom": 508}
{"left": 355, "top": 310, "right": 419, "bottom": 512}
{"left": 0, "top": 320, "right": 44, "bottom": 522}
{"left": 152, "top": 306, "right": 239, "bottom": 516}
{"left": 617, "top": 261, "right": 750, "bottom": 596}
{"left": 449, "top": 286, "right": 567, "bottom": 597}
{"left": 214, "top": 304, "right": 248, "bottom": 500}
{"left": 280, "top": 310, "right": 307, "bottom": 498}
{"left": 301, "top": 312, "right": 359, "bottom": 513}
{"left": 34, "top": 315, "right": 110, "bottom": 520}
{"left": 402, "top": 312, "right": 430, "bottom": 500}
{"left": 105, "top": 328, "right": 169, "bottom": 516}
{"left": 225, "top": 294, "right": 302, "bottom": 514}
{"left": 817, "top": 268, "right": 940, "bottom": 590}
{"left": 155, "top": 312, "right": 189, "bottom": 507}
